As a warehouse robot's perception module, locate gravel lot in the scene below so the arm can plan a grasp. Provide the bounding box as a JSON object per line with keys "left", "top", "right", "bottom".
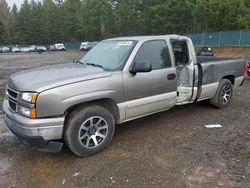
{"left": 0, "top": 51, "right": 249, "bottom": 188}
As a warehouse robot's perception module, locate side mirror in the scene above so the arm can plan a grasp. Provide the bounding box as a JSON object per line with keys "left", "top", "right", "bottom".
{"left": 130, "top": 61, "right": 152, "bottom": 74}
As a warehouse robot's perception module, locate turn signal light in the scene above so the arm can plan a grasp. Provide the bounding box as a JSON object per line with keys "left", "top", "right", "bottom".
{"left": 30, "top": 109, "right": 37, "bottom": 118}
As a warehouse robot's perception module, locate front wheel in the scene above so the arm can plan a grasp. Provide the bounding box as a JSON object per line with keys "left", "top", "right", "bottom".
{"left": 209, "top": 79, "right": 233, "bottom": 109}
{"left": 64, "top": 105, "right": 115, "bottom": 156}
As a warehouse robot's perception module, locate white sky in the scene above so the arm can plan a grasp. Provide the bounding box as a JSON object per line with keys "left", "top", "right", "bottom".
{"left": 6, "top": 0, "right": 40, "bottom": 9}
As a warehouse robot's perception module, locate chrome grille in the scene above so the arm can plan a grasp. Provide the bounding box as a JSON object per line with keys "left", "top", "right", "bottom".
{"left": 6, "top": 86, "right": 19, "bottom": 112}
{"left": 8, "top": 89, "right": 18, "bottom": 99}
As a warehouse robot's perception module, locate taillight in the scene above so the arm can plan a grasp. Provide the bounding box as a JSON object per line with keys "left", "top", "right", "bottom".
{"left": 243, "top": 60, "right": 248, "bottom": 76}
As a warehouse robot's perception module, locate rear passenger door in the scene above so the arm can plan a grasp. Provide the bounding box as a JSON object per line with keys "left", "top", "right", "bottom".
{"left": 123, "top": 40, "right": 177, "bottom": 120}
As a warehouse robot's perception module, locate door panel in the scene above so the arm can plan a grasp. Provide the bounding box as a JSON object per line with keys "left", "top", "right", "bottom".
{"left": 123, "top": 67, "right": 177, "bottom": 119}
{"left": 123, "top": 40, "right": 177, "bottom": 120}
{"left": 170, "top": 39, "right": 196, "bottom": 103}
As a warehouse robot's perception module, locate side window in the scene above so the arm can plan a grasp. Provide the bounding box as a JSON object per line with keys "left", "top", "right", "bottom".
{"left": 171, "top": 41, "right": 189, "bottom": 66}
{"left": 134, "top": 40, "right": 172, "bottom": 70}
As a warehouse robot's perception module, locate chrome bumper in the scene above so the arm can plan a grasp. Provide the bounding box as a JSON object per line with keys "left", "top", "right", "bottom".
{"left": 2, "top": 99, "right": 64, "bottom": 141}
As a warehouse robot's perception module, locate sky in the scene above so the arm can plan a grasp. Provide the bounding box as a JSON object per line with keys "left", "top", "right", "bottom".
{"left": 6, "top": 0, "right": 40, "bottom": 9}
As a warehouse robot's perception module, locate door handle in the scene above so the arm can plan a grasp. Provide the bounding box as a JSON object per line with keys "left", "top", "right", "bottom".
{"left": 167, "top": 73, "right": 176, "bottom": 80}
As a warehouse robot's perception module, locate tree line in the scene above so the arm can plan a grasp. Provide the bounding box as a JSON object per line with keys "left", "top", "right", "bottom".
{"left": 1, "top": 0, "right": 250, "bottom": 45}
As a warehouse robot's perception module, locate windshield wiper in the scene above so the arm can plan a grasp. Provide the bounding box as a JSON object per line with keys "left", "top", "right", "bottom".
{"left": 86, "top": 63, "right": 104, "bottom": 69}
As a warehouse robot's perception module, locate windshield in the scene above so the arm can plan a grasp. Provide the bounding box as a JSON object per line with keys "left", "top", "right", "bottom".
{"left": 80, "top": 40, "right": 136, "bottom": 70}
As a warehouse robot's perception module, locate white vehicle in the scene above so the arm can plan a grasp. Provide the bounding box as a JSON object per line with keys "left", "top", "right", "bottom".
{"left": 20, "top": 47, "right": 30, "bottom": 52}
{"left": 1, "top": 46, "right": 10, "bottom": 53}
{"left": 36, "top": 46, "right": 47, "bottom": 52}
{"left": 55, "top": 43, "right": 66, "bottom": 51}
{"left": 28, "top": 45, "right": 37, "bottom": 52}
{"left": 80, "top": 42, "right": 92, "bottom": 51}
{"left": 20, "top": 46, "right": 36, "bottom": 52}
{"left": 11, "top": 47, "right": 21, "bottom": 53}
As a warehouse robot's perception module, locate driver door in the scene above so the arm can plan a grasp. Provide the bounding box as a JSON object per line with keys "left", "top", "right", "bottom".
{"left": 123, "top": 40, "right": 177, "bottom": 120}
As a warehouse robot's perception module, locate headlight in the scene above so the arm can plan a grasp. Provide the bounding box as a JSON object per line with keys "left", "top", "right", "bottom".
{"left": 17, "top": 106, "right": 36, "bottom": 118}
{"left": 18, "top": 92, "right": 38, "bottom": 104}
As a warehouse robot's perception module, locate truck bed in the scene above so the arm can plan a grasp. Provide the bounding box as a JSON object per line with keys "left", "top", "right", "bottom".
{"left": 197, "top": 56, "right": 241, "bottom": 64}
{"left": 196, "top": 56, "right": 244, "bottom": 85}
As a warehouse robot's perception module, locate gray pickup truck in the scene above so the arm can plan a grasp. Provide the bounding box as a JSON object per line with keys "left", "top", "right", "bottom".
{"left": 2, "top": 35, "right": 245, "bottom": 156}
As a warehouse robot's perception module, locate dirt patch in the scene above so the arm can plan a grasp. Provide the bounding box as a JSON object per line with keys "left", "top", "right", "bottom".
{"left": 211, "top": 47, "right": 250, "bottom": 60}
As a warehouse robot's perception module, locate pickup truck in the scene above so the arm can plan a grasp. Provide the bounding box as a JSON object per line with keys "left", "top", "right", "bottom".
{"left": 2, "top": 35, "right": 245, "bottom": 156}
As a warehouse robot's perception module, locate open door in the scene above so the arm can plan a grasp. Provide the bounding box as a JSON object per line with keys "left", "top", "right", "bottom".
{"left": 170, "top": 39, "right": 196, "bottom": 104}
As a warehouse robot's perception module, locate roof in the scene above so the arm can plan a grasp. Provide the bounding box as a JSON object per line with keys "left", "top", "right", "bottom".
{"left": 104, "top": 34, "right": 188, "bottom": 42}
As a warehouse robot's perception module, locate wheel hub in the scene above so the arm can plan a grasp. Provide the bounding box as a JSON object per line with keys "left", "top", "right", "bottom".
{"left": 78, "top": 116, "right": 108, "bottom": 148}
{"left": 88, "top": 126, "right": 97, "bottom": 135}
{"left": 220, "top": 85, "right": 231, "bottom": 104}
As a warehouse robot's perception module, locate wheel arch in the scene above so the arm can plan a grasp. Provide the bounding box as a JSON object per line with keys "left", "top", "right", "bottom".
{"left": 64, "top": 98, "right": 120, "bottom": 124}
{"left": 222, "top": 75, "right": 235, "bottom": 85}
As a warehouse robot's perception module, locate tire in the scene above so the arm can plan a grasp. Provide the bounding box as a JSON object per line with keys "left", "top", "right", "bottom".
{"left": 64, "top": 105, "right": 115, "bottom": 156}
{"left": 209, "top": 79, "right": 233, "bottom": 109}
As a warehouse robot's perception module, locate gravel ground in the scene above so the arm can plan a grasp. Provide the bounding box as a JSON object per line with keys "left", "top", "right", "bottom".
{"left": 0, "top": 51, "right": 249, "bottom": 188}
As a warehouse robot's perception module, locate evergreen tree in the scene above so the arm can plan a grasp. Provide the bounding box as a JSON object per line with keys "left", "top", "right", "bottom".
{"left": 0, "top": 0, "right": 11, "bottom": 43}
{"left": 1, "top": 0, "right": 250, "bottom": 44}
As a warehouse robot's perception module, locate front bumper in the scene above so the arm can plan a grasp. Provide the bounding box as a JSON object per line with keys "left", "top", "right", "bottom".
{"left": 2, "top": 99, "right": 64, "bottom": 152}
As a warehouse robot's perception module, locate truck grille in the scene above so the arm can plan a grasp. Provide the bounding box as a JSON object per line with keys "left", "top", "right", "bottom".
{"left": 6, "top": 86, "right": 19, "bottom": 112}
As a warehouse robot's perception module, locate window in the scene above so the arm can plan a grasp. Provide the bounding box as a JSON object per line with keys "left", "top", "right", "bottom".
{"left": 171, "top": 41, "right": 189, "bottom": 66}
{"left": 80, "top": 40, "right": 136, "bottom": 70}
{"left": 134, "top": 40, "right": 172, "bottom": 70}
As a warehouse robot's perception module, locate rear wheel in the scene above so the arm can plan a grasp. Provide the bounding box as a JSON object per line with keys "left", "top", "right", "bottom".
{"left": 64, "top": 105, "right": 115, "bottom": 156}
{"left": 209, "top": 79, "right": 233, "bottom": 109}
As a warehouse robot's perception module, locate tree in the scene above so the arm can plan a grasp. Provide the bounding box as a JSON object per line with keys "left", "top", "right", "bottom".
{"left": 1, "top": 0, "right": 250, "bottom": 44}
{"left": 0, "top": 0, "right": 11, "bottom": 43}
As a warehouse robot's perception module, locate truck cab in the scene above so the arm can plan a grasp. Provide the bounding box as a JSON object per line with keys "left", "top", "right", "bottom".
{"left": 55, "top": 43, "right": 66, "bottom": 51}
{"left": 80, "top": 42, "right": 92, "bottom": 51}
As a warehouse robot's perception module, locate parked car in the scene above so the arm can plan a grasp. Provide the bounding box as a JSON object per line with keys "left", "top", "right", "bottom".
{"left": 1, "top": 46, "right": 10, "bottom": 53}
{"left": 28, "top": 45, "right": 37, "bottom": 52}
{"left": 36, "top": 46, "right": 47, "bottom": 52}
{"left": 197, "top": 47, "right": 214, "bottom": 56}
{"left": 0, "top": 47, "right": 2, "bottom": 53}
{"left": 11, "top": 46, "right": 21, "bottom": 53}
{"left": 80, "top": 42, "right": 92, "bottom": 51}
{"left": 55, "top": 43, "right": 66, "bottom": 51}
{"left": 20, "top": 47, "right": 30, "bottom": 52}
{"left": 20, "top": 46, "right": 36, "bottom": 52}
{"left": 2, "top": 35, "right": 245, "bottom": 156}
{"left": 48, "top": 45, "right": 57, "bottom": 51}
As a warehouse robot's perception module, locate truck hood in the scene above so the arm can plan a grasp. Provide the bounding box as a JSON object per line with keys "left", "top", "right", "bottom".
{"left": 7, "top": 63, "right": 112, "bottom": 92}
